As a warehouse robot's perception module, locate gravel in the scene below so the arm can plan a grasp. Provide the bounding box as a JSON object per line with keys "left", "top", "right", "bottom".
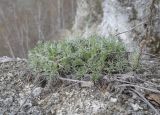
{"left": 0, "top": 57, "right": 159, "bottom": 115}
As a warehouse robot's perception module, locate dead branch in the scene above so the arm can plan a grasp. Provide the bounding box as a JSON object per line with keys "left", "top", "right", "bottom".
{"left": 58, "top": 77, "right": 94, "bottom": 88}
{"left": 58, "top": 77, "right": 90, "bottom": 83}
{"left": 136, "top": 77, "right": 160, "bottom": 88}
{"left": 131, "top": 89, "right": 160, "bottom": 115}
{"left": 141, "top": 52, "right": 160, "bottom": 58}
{"left": 116, "top": 84, "right": 160, "bottom": 94}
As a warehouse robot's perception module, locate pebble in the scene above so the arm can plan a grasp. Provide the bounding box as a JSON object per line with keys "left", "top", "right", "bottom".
{"left": 130, "top": 103, "right": 142, "bottom": 111}
{"left": 110, "top": 97, "right": 118, "bottom": 103}
{"left": 32, "top": 87, "right": 42, "bottom": 97}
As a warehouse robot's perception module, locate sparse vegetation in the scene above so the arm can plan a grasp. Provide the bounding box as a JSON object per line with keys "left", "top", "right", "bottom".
{"left": 28, "top": 35, "right": 135, "bottom": 80}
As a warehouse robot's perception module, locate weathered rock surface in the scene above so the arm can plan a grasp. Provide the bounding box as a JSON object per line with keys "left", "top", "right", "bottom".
{"left": 0, "top": 57, "right": 159, "bottom": 114}
{"left": 101, "top": 0, "right": 160, "bottom": 53}
{"left": 74, "top": 0, "right": 160, "bottom": 54}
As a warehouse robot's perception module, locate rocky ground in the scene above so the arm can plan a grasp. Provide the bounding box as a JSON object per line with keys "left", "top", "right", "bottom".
{"left": 0, "top": 57, "right": 160, "bottom": 115}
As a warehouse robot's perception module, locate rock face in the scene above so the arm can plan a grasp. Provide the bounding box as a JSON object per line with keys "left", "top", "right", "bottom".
{"left": 74, "top": 0, "right": 160, "bottom": 54}
{"left": 100, "top": 0, "right": 160, "bottom": 53}
{"left": 100, "top": 0, "right": 143, "bottom": 51}
{"left": 73, "top": 0, "right": 103, "bottom": 36}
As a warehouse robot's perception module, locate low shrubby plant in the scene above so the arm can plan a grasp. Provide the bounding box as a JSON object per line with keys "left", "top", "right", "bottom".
{"left": 28, "top": 35, "right": 133, "bottom": 81}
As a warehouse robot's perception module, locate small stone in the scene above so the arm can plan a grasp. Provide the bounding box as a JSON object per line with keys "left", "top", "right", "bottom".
{"left": 49, "top": 93, "right": 60, "bottom": 104}
{"left": 130, "top": 103, "right": 142, "bottom": 111}
{"left": 104, "top": 91, "right": 110, "bottom": 96}
{"left": 27, "top": 106, "right": 44, "bottom": 115}
{"left": 81, "top": 81, "right": 93, "bottom": 88}
{"left": 4, "top": 97, "right": 13, "bottom": 106}
{"left": 51, "top": 108, "right": 57, "bottom": 114}
{"left": 7, "top": 73, "right": 13, "bottom": 77}
{"left": 32, "top": 87, "right": 42, "bottom": 97}
{"left": 110, "top": 98, "right": 117, "bottom": 103}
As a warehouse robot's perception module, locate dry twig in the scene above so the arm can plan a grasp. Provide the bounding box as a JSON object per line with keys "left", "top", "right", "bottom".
{"left": 114, "top": 21, "right": 147, "bottom": 36}
{"left": 58, "top": 77, "right": 93, "bottom": 85}
{"left": 131, "top": 89, "right": 160, "bottom": 115}
{"left": 136, "top": 77, "right": 160, "bottom": 88}
{"left": 117, "top": 84, "right": 160, "bottom": 94}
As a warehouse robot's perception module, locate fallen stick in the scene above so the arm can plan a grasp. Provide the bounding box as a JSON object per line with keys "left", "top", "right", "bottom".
{"left": 58, "top": 77, "right": 94, "bottom": 87}
{"left": 58, "top": 77, "right": 87, "bottom": 83}
{"left": 136, "top": 77, "right": 160, "bottom": 88}
{"left": 116, "top": 84, "right": 160, "bottom": 94}
{"left": 58, "top": 77, "right": 91, "bottom": 83}
{"left": 131, "top": 89, "right": 160, "bottom": 115}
